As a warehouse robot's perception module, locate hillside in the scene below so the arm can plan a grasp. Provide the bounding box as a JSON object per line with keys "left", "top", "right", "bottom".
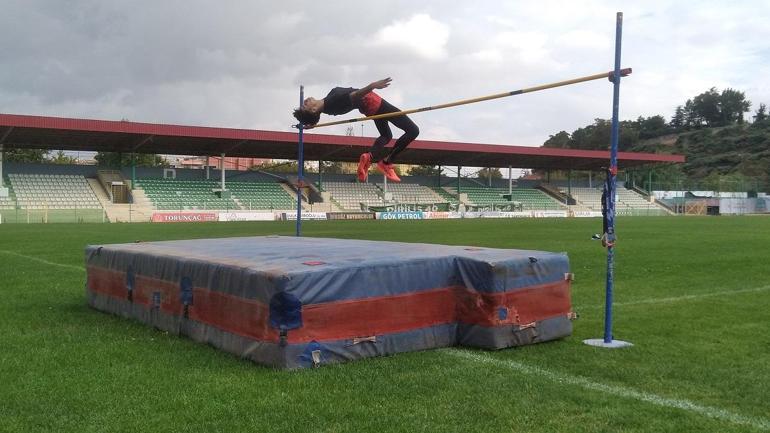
{"left": 629, "top": 120, "right": 770, "bottom": 191}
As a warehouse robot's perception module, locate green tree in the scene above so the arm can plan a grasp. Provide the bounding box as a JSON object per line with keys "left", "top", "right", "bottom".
{"left": 95, "top": 152, "right": 167, "bottom": 167}
{"left": 637, "top": 115, "right": 669, "bottom": 139}
{"left": 542, "top": 131, "right": 571, "bottom": 148}
{"left": 254, "top": 160, "right": 299, "bottom": 173}
{"left": 319, "top": 160, "right": 345, "bottom": 174}
{"left": 476, "top": 167, "right": 502, "bottom": 183}
{"left": 570, "top": 120, "right": 608, "bottom": 150}
{"left": 6, "top": 149, "right": 48, "bottom": 163}
{"left": 753, "top": 103, "right": 767, "bottom": 123}
{"left": 568, "top": 119, "right": 639, "bottom": 151}
{"left": 408, "top": 165, "right": 442, "bottom": 176}
{"left": 688, "top": 87, "right": 751, "bottom": 127}
{"left": 719, "top": 88, "right": 751, "bottom": 125}
{"left": 692, "top": 87, "right": 721, "bottom": 126}
{"left": 683, "top": 99, "right": 701, "bottom": 129}
{"left": 48, "top": 150, "right": 77, "bottom": 164}
{"left": 670, "top": 105, "right": 685, "bottom": 130}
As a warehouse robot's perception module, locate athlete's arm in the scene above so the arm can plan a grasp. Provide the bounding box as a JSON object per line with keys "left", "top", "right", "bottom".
{"left": 350, "top": 78, "right": 391, "bottom": 101}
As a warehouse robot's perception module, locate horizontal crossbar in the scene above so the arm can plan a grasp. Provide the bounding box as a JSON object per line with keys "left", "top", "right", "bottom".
{"left": 303, "top": 68, "right": 632, "bottom": 129}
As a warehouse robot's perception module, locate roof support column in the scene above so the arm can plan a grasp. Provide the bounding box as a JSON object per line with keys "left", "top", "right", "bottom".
{"left": 648, "top": 169, "right": 653, "bottom": 195}
{"left": 205, "top": 156, "right": 210, "bottom": 180}
{"left": 437, "top": 165, "right": 442, "bottom": 187}
{"left": 0, "top": 127, "right": 13, "bottom": 197}
{"left": 220, "top": 153, "right": 226, "bottom": 191}
{"left": 383, "top": 169, "right": 388, "bottom": 192}
{"left": 0, "top": 144, "right": 6, "bottom": 196}
{"left": 508, "top": 166, "right": 512, "bottom": 196}
{"left": 131, "top": 153, "right": 136, "bottom": 190}
{"left": 456, "top": 166, "right": 461, "bottom": 195}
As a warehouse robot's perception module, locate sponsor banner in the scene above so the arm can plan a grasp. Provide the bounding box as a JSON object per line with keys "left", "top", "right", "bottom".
{"left": 327, "top": 212, "right": 376, "bottom": 220}
{"left": 499, "top": 211, "right": 534, "bottom": 218}
{"left": 422, "top": 211, "right": 450, "bottom": 220}
{"left": 218, "top": 212, "right": 276, "bottom": 222}
{"left": 151, "top": 212, "right": 218, "bottom": 223}
{"left": 572, "top": 211, "right": 603, "bottom": 218}
{"left": 283, "top": 212, "right": 328, "bottom": 221}
{"left": 466, "top": 203, "right": 523, "bottom": 212}
{"left": 369, "top": 202, "right": 451, "bottom": 212}
{"left": 474, "top": 211, "right": 504, "bottom": 218}
{"left": 532, "top": 210, "right": 569, "bottom": 218}
{"left": 376, "top": 211, "right": 424, "bottom": 220}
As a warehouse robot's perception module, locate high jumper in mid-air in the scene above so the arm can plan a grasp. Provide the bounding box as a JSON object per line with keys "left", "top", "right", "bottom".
{"left": 293, "top": 77, "right": 419, "bottom": 182}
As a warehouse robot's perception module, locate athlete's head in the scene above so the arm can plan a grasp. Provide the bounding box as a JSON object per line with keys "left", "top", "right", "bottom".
{"left": 293, "top": 97, "right": 323, "bottom": 126}
{"left": 292, "top": 107, "right": 321, "bottom": 126}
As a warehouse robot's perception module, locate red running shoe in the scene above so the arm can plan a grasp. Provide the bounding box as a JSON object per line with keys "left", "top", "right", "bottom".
{"left": 377, "top": 160, "right": 401, "bottom": 182}
{"left": 357, "top": 152, "right": 372, "bottom": 182}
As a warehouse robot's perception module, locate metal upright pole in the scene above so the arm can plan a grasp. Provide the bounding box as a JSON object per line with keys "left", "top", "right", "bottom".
{"left": 220, "top": 153, "right": 226, "bottom": 191}
{"left": 318, "top": 159, "right": 323, "bottom": 191}
{"left": 0, "top": 144, "right": 5, "bottom": 195}
{"left": 604, "top": 12, "right": 624, "bottom": 345}
{"left": 508, "top": 166, "right": 512, "bottom": 196}
{"left": 296, "top": 86, "right": 305, "bottom": 237}
{"left": 585, "top": 12, "right": 632, "bottom": 349}
{"left": 456, "top": 166, "right": 461, "bottom": 195}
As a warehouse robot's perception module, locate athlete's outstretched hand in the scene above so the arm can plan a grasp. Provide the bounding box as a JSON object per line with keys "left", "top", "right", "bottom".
{"left": 371, "top": 77, "right": 392, "bottom": 89}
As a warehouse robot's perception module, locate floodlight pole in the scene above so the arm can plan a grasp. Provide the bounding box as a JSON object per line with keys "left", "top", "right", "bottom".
{"left": 585, "top": 12, "right": 633, "bottom": 349}
{"left": 296, "top": 85, "right": 305, "bottom": 237}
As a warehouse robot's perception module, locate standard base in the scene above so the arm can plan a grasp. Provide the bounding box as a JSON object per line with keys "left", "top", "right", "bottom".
{"left": 583, "top": 338, "right": 633, "bottom": 348}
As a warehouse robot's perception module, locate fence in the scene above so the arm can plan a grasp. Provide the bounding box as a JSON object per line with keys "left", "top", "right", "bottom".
{"left": 0, "top": 208, "right": 107, "bottom": 223}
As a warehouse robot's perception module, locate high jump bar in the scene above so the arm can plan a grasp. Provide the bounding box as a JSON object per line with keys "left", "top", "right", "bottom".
{"left": 303, "top": 68, "right": 631, "bottom": 129}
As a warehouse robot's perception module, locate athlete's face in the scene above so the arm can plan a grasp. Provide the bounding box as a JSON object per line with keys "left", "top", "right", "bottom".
{"left": 303, "top": 97, "right": 322, "bottom": 113}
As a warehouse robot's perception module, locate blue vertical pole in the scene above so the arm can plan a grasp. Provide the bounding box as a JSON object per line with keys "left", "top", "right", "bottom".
{"left": 603, "top": 12, "right": 623, "bottom": 344}
{"left": 296, "top": 86, "right": 304, "bottom": 237}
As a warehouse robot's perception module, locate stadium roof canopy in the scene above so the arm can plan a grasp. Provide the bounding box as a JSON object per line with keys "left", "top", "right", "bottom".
{"left": 0, "top": 113, "right": 684, "bottom": 170}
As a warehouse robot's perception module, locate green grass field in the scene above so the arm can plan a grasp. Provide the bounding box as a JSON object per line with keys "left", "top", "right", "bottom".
{"left": 1, "top": 217, "right": 769, "bottom": 433}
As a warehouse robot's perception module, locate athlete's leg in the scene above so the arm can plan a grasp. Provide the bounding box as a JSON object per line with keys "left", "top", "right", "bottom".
{"left": 369, "top": 118, "right": 393, "bottom": 161}
{"left": 383, "top": 114, "right": 419, "bottom": 164}
{"left": 372, "top": 100, "right": 419, "bottom": 164}
{"left": 357, "top": 119, "right": 392, "bottom": 182}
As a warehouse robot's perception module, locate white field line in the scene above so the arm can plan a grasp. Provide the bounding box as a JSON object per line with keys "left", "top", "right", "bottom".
{"left": 579, "top": 285, "right": 770, "bottom": 309}
{"left": 445, "top": 349, "right": 770, "bottom": 431}
{"left": 0, "top": 250, "right": 85, "bottom": 272}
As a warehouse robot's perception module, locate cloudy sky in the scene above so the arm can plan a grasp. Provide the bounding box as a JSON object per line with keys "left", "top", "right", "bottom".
{"left": 1, "top": 0, "right": 769, "bottom": 148}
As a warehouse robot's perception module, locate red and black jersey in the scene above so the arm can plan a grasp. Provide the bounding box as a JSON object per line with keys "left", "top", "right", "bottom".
{"left": 322, "top": 87, "right": 383, "bottom": 116}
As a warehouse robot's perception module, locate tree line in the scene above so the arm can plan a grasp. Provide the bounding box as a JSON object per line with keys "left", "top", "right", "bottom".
{"left": 4, "top": 149, "right": 167, "bottom": 167}
{"left": 543, "top": 87, "right": 766, "bottom": 151}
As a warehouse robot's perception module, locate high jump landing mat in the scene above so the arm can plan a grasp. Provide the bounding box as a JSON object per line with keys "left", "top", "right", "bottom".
{"left": 85, "top": 236, "right": 574, "bottom": 369}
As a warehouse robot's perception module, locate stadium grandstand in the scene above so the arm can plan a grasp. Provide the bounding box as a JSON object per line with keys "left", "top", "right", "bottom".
{"left": 0, "top": 112, "right": 703, "bottom": 223}
{"left": 561, "top": 186, "right": 670, "bottom": 216}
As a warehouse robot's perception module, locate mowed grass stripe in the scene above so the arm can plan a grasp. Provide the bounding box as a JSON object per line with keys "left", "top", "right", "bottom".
{"left": 445, "top": 349, "right": 770, "bottom": 431}
{"left": 577, "top": 284, "right": 770, "bottom": 309}
{"left": 0, "top": 250, "right": 85, "bottom": 272}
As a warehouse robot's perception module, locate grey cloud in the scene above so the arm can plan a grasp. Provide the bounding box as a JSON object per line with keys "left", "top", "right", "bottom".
{"left": 1, "top": 0, "right": 769, "bottom": 149}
